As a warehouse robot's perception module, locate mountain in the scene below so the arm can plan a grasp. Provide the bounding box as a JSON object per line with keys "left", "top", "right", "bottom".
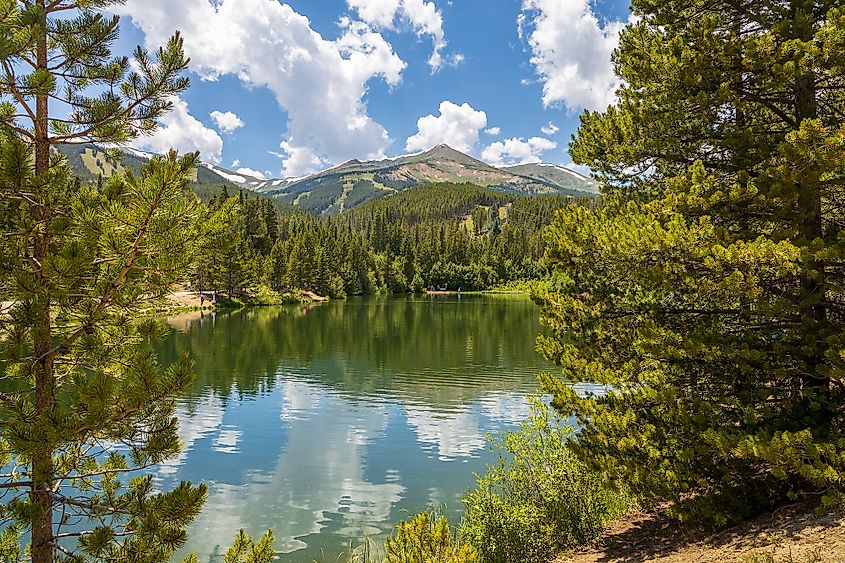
{"left": 57, "top": 145, "right": 238, "bottom": 187}
{"left": 251, "top": 144, "right": 597, "bottom": 215}
{"left": 58, "top": 143, "right": 598, "bottom": 215}
{"left": 56, "top": 145, "right": 297, "bottom": 214}
{"left": 501, "top": 163, "right": 598, "bottom": 194}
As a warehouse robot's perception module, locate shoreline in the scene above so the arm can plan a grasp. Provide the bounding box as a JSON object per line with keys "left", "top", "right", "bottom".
{"left": 158, "top": 288, "right": 530, "bottom": 314}
{"left": 559, "top": 502, "right": 844, "bottom": 563}
{"left": 1, "top": 290, "right": 532, "bottom": 323}
{"left": 148, "top": 289, "right": 328, "bottom": 316}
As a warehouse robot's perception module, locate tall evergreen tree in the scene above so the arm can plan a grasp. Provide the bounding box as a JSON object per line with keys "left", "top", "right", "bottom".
{"left": 0, "top": 1, "right": 276, "bottom": 561}
{"left": 194, "top": 197, "right": 239, "bottom": 298}
{"left": 537, "top": 1, "right": 845, "bottom": 526}
{"left": 266, "top": 240, "right": 289, "bottom": 292}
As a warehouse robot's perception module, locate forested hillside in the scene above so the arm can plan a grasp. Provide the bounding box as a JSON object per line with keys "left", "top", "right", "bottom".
{"left": 258, "top": 145, "right": 598, "bottom": 213}
{"left": 192, "top": 182, "right": 592, "bottom": 299}
{"left": 56, "top": 143, "right": 597, "bottom": 215}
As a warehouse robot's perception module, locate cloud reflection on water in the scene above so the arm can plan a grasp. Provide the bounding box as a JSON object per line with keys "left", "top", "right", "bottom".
{"left": 170, "top": 379, "right": 405, "bottom": 558}
{"left": 154, "top": 297, "right": 548, "bottom": 561}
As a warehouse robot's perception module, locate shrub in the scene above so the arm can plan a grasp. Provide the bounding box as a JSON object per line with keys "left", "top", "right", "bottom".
{"left": 341, "top": 512, "right": 478, "bottom": 563}
{"left": 461, "top": 398, "right": 630, "bottom": 563}
{"left": 385, "top": 512, "right": 479, "bottom": 563}
{"left": 252, "top": 284, "right": 284, "bottom": 305}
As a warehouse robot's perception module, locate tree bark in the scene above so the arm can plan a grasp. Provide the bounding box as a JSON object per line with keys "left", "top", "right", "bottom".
{"left": 31, "top": 1, "right": 55, "bottom": 561}
{"left": 790, "top": 0, "right": 829, "bottom": 423}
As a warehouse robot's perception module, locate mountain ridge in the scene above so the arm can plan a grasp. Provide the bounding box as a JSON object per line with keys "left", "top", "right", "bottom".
{"left": 58, "top": 143, "right": 598, "bottom": 215}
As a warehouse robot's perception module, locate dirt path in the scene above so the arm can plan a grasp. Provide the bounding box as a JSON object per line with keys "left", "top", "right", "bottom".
{"left": 166, "top": 290, "right": 207, "bottom": 308}
{"left": 559, "top": 504, "right": 844, "bottom": 563}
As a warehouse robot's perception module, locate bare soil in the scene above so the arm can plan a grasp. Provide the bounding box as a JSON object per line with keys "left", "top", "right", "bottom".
{"left": 166, "top": 290, "right": 206, "bottom": 308}
{"left": 558, "top": 503, "right": 845, "bottom": 563}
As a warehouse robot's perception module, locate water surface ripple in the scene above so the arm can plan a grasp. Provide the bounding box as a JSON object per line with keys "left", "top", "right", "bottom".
{"left": 154, "top": 295, "right": 550, "bottom": 562}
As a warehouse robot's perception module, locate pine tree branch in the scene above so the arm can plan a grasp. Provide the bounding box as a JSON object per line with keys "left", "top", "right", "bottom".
{"left": 48, "top": 73, "right": 181, "bottom": 145}
{"left": 57, "top": 462, "right": 155, "bottom": 483}
{"left": 54, "top": 530, "right": 134, "bottom": 539}
{"left": 49, "top": 493, "right": 132, "bottom": 517}
{"left": 0, "top": 481, "right": 32, "bottom": 489}
{"left": 48, "top": 542, "right": 74, "bottom": 557}
{"left": 38, "top": 170, "right": 175, "bottom": 362}
{"left": 1, "top": 61, "right": 36, "bottom": 125}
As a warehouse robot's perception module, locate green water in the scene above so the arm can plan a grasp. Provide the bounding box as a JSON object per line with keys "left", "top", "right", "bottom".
{"left": 155, "top": 295, "right": 551, "bottom": 562}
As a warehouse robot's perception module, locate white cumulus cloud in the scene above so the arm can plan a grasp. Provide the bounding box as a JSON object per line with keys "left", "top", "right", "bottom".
{"left": 482, "top": 136, "right": 557, "bottom": 167}
{"left": 484, "top": 127, "right": 501, "bottom": 136}
{"left": 130, "top": 97, "right": 224, "bottom": 164}
{"left": 541, "top": 121, "right": 559, "bottom": 135}
{"left": 347, "top": 0, "right": 456, "bottom": 70}
{"left": 210, "top": 110, "right": 244, "bottom": 133}
{"left": 277, "top": 141, "right": 323, "bottom": 179}
{"left": 405, "top": 101, "right": 487, "bottom": 153}
{"left": 114, "top": 0, "right": 406, "bottom": 177}
{"left": 520, "top": 0, "right": 630, "bottom": 111}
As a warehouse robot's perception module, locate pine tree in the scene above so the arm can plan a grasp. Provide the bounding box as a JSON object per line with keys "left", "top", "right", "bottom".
{"left": 0, "top": 1, "right": 233, "bottom": 560}
{"left": 266, "top": 241, "right": 289, "bottom": 292}
{"left": 538, "top": 1, "right": 845, "bottom": 526}
{"left": 262, "top": 199, "right": 278, "bottom": 248}
{"left": 286, "top": 234, "right": 315, "bottom": 290}
{"left": 194, "top": 197, "right": 239, "bottom": 297}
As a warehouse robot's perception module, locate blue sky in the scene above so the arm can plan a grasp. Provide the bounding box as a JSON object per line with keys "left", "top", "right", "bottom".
{"left": 111, "top": 0, "right": 632, "bottom": 179}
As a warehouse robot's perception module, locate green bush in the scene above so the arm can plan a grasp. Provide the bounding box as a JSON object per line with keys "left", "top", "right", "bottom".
{"left": 252, "top": 284, "right": 284, "bottom": 305}
{"left": 180, "top": 529, "right": 274, "bottom": 563}
{"left": 385, "top": 511, "right": 478, "bottom": 563}
{"left": 341, "top": 512, "right": 477, "bottom": 563}
{"left": 461, "top": 398, "right": 630, "bottom": 563}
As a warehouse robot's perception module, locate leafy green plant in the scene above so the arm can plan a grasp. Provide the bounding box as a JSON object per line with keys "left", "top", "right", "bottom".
{"left": 384, "top": 512, "right": 478, "bottom": 563}
{"left": 181, "top": 529, "right": 275, "bottom": 563}
{"left": 461, "top": 398, "right": 630, "bottom": 563}
{"left": 337, "top": 512, "right": 478, "bottom": 563}
{"left": 252, "top": 284, "right": 285, "bottom": 305}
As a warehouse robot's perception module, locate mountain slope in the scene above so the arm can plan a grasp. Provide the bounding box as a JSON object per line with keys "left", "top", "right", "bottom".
{"left": 257, "top": 144, "right": 597, "bottom": 215}
{"left": 57, "top": 144, "right": 240, "bottom": 187}
{"left": 58, "top": 143, "right": 598, "bottom": 215}
{"left": 56, "top": 145, "right": 298, "bottom": 214}
{"left": 502, "top": 163, "right": 598, "bottom": 194}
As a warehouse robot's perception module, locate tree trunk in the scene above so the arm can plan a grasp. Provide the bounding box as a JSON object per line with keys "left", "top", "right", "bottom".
{"left": 791, "top": 0, "right": 829, "bottom": 423}
{"left": 31, "top": 2, "right": 55, "bottom": 561}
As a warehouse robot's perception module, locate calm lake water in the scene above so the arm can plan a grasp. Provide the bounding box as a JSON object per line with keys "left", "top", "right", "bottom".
{"left": 154, "top": 295, "right": 551, "bottom": 562}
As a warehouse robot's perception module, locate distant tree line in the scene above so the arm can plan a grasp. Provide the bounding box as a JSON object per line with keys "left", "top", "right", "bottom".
{"left": 191, "top": 183, "right": 593, "bottom": 298}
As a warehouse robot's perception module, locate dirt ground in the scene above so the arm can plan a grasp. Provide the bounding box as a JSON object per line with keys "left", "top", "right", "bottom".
{"left": 558, "top": 503, "right": 845, "bottom": 563}
{"left": 166, "top": 290, "right": 207, "bottom": 308}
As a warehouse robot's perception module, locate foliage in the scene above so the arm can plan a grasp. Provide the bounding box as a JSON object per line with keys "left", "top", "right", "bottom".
{"left": 384, "top": 512, "right": 478, "bottom": 563}
{"left": 338, "top": 513, "right": 477, "bottom": 563}
{"left": 540, "top": 0, "right": 845, "bottom": 528}
{"left": 251, "top": 284, "right": 285, "bottom": 306}
{"left": 221, "top": 529, "right": 276, "bottom": 563}
{"left": 461, "top": 399, "right": 629, "bottom": 563}
{"left": 0, "top": 142, "right": 208, "bottom": 561}
{"left": 192, "top": 183, "right": 589, "bottom": 299}
{"left": 178, "top": 530, "right": 275, "bottom": 563}
{"left": 0, "top": 1, "right": 234, "bottom": 560}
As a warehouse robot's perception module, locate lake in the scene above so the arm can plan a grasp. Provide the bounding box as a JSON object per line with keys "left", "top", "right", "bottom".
{"left": 154, "top": 295, "right": 551, "bottom": 562}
